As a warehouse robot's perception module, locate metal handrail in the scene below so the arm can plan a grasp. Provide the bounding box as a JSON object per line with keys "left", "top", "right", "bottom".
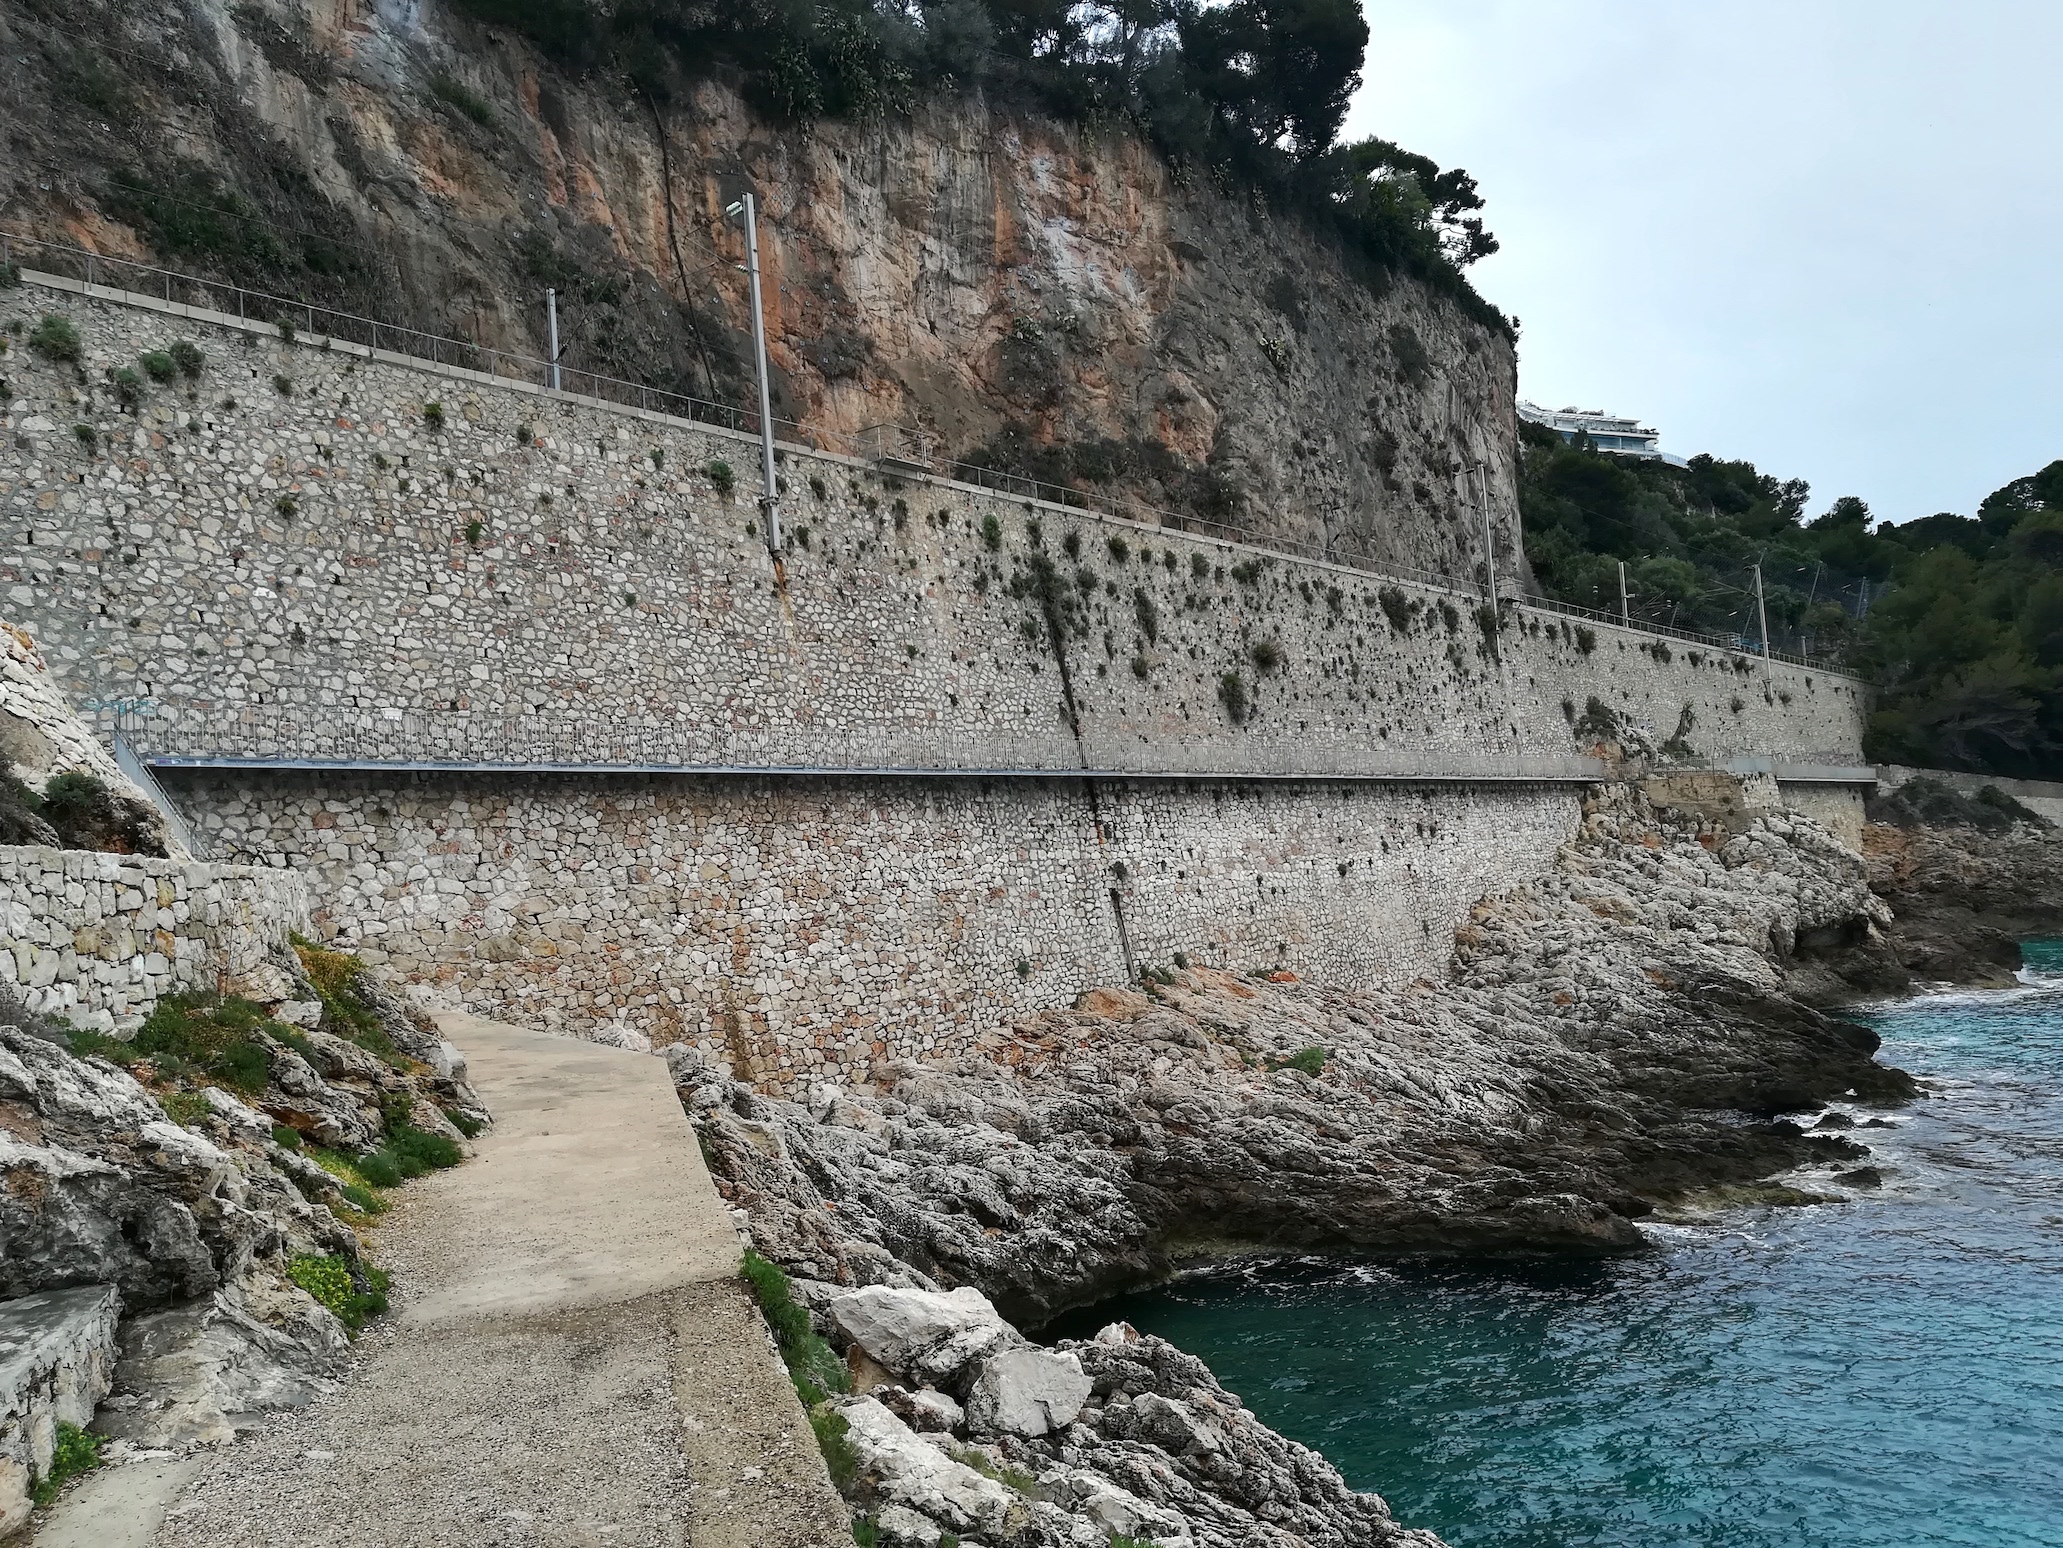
{"left": 3, "top": 228, "right": 1849, "bottom": 672}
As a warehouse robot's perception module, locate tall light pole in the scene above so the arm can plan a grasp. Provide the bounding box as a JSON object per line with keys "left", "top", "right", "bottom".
{"left": 1752, "top": 561, "right": 1772, "bottom": 669}
{"left": 1618, "top": 560, "right": 1630, "bottom": 626}
{"left": 545, "top": 288, "right": 561, "bottom": 392}
{"left": 727, "top": 192, "right": 782, "bottom": 554}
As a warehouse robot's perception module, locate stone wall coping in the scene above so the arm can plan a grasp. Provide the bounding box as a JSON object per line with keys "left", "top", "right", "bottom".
{"left": 140, "top": 754, "right": 1615, "bottom": 784}
{"left": 1725, "top": 757, "right": 1878, "bottom": 785}
{"left": 0, "top": 843, "right": 293, "bottom": 885}
{"left": 15, "top": 267, "right": 1869, "bottom": 692}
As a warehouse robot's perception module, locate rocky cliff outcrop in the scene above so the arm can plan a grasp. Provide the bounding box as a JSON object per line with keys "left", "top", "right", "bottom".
{"left": 0, "top": 0, "right": 1520, "bottom": 584}
{"left": 689, "top": 786, "right": 1909, "bottom": 1323}
{"left": 1863, "top": 778, "right": 2063, "bottom": 985}
{"left": 0, "top": 950, "right": 487, "bottom": 1459}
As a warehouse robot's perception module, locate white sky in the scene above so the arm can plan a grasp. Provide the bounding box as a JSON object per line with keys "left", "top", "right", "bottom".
{"left": 1347, "top": 0, "right": 2063, "bottom": 523}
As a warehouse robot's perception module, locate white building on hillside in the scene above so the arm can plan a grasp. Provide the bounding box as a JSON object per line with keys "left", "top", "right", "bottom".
{"left": 1518, "top": 401, "right": 1689, "bottom": 466}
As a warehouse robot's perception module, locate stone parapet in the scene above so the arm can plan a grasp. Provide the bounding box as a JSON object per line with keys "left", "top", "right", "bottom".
{"left": 0, "top": 844, "right": 307, "bottom": 1031}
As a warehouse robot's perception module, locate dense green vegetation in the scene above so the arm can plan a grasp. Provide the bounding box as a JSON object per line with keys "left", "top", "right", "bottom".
{"left": 1520, "top": 422, "right": 2063, "bottom": 779}
{"left": 451, "top": 0, "right": 1504, "bottom": 327}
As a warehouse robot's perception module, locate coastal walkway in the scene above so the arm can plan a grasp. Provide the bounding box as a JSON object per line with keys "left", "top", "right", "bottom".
{"left": 33, "top": 1014, "right": 849, "bottom": 1548}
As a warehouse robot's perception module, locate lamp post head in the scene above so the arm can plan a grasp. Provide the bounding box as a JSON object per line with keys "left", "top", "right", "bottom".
{"left": 725, "top": 199, "right": 746, "bottom": 221}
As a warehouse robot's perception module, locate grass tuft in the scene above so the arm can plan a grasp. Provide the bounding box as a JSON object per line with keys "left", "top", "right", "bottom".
{"left": 30, "top": 1422, "right": 101, "bottom": 1507}
{"left": 286, "top": 1252, "right": 391, "bottom": 1333}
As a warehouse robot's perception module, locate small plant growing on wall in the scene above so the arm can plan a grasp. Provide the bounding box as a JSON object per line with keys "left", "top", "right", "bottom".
{"left": 1575, "top": 625, "right": 1598, "bottom": 655}
{"left": 1107, "top": 535, "right": 1129, "bottom": 562}
{"left": 1015, "top": 958, "right": 1032, "bottom": 980}
{"left": 705, "top": 459, "right": 736, "bottom": 494}
{"left": 140, "top": 350, "right": 176, "bottom": 383}
{"left": 809, "top": 474, "right": 828, "bottom": 500}
{"left": 73, "top": 423, "right": 96, "bottom": 449}
{"left": 108, "top": 366, "right": 144, "bottom": 410}
{"left": 275, "top": 495, "right": 298, "bottom": 520}
{"left": 650, "top": 448, "right": 664, "bottom": 469}
{"left": 277, "top": 317, "right": 297, "bottom": 344}
{"left": 171, "top": 339, "right": 205, "bottom": 377}
{"left": 1131, "top": 655, "right": 1150, "bottom": 679}
{"left": 1220, "top": 671, "right": 1250, "bottom": 725}
{"left": 516, "top": 423, "right": 533, "bottom": 445}
{"left": 1133, "top": 588, "right": 1160, "bottom": 644}
{"left": 423, "top": 401, "right": 445, "bottom": 430}
{"left": 981, "top": 513, "right": 1002, "bottom": 550}
{"left": 273, "top": 374, "right": 293, "bottom": 397}
{"left": 465, "top": 518, "right": 484, "bottom": 546}
{"left": 30, "top": 314, "right": 82, "bottom": 362}
{"left": 1251, "top": 638, "right": 1283, "bottom": 674}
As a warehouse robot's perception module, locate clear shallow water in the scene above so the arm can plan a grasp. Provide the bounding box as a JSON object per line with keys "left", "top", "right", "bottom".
{"left": 1075, "top": 946, "right": 2063, "bottom": 1547}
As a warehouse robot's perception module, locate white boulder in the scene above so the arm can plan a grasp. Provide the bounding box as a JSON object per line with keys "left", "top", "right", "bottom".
{"left": 829, "top": 1285, "right": 1019, "bottom": 1386}
{"left": 965, "top": 1347, "right": 1093, "bottom": 1438}
{"left": 835, "top": 1396, "right": 1017, "bottom": 1535}
{"left": 1041, "top": 1469, "right": 1192, "bottom": 1544}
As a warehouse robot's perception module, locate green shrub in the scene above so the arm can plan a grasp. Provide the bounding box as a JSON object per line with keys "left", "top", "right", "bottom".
{"left": 705, "top": 459, "right": 736, "bottom": 494}
{"left": 170, "top": 339, "right": 205, "bottom": 377}
{"left": 1575, "top": 625, "right": 1597, "bottom": 655}
{"left": 948, "top": 1445, "right": 1037, "bottom": 1494}
{"left": 133, "top": 992, "right": 279, "bottom": 1095}
{"left": 1251, "top": 638, "right": 1283, "bottom": 674}
{"left": 423, "top": 400, "right": 445, "bottom": 430}
{"left": 140, "top": 349, "right": 177, "bottom": 382}
{"left": 275, "top": 495, "right": 298, "bottom": 520}
{"left": 1275, "top": 1045, "right": 1327, "bottom": 1074}
{"left": 285, "top": 1252, "right": 390, "bottom": 1332}
{"left": 1219, "top": 671, "right": 1250, "bottom": 725}
{"left": 981, "top": 512, "right": 1002, "bottom": 550}
{"left": 30, "top": 1421, "right": 101, "bottom": 1507}
{"left": 158, "top": 1089, "right": 213, "bottom": 1128}
{"left": 109, "top": 366, "right": 145, "bottom": 409}
{"left": 812, "top": 1405, "right": 860, "bottom": 1490}
{"left": 292, "top": 937, "right": 403, "bottom": 1063}
{"left": 271, "top": 1123, "right": 303, "bottom": 1149}
{"left": 742, "top": 1249, "right": 849, "bottom": 1402}
{"left": 273, "top": 373, "right": 293, "bottom": 396}
{"left": 445, "top": 1107, "right": 485, "bottom": 1138}
{"left": 56, "top": 1023, "right": 140, "bottom": 1067}
{"left": 30, "top": 315, "right": 82, "bottom": 362}
{"left": 432, "top": 73, "right": 497, "bottom": 126}
{"left": 277, "top": 317, "right": 297, "bottom": 344}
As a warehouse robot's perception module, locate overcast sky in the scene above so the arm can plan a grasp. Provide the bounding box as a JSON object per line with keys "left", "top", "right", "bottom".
{"left": 1347, "top": 1, "right": 2063, "bottom": 524}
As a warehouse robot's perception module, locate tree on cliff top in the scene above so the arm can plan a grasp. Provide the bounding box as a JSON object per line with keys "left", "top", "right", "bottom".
{"left": 1522, "top": 426, "right": 2063, "bottom": 779}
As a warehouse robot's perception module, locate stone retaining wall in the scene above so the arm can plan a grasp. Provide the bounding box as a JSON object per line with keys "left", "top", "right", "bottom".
{"left": 1, "top": 282, "right": 1870, "bottom": 776}
{"left": 0, "top": 845, "right": 308, "bottom": 1032}
{"left": 173, "top": 769, "right": 1581, "bottom": 1087}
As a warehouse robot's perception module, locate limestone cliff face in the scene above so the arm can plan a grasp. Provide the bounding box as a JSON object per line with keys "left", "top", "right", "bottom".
{"left": 0, "top": 0, "right": 1522, "bottom": 586}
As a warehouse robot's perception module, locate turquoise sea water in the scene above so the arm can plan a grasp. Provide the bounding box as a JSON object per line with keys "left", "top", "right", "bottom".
{"left": 1075, "top": 946, "right": 2063, "bottom": 1547}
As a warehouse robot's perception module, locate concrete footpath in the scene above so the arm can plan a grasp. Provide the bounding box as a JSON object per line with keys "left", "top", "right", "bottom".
{"left": 36, "top": 1013, "right": 851, "bottom": 1548}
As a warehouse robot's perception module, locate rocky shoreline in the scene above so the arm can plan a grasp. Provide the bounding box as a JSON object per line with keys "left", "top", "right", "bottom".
{"left": 680, "top": 784, "right": 1940, "bottom": 1546}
